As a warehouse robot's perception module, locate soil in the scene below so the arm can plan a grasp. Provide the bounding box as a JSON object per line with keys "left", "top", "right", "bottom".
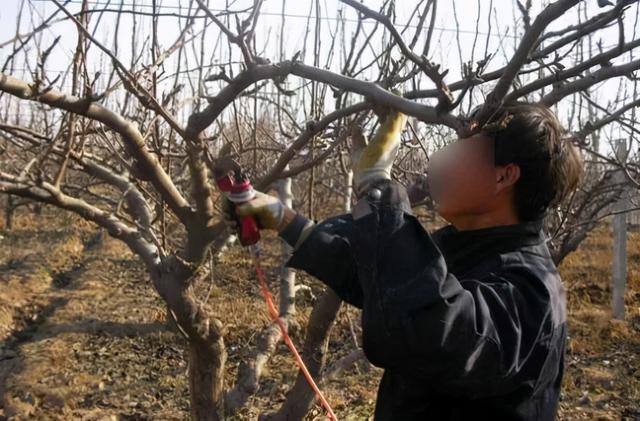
{"left": 0, "top": 209, "right": 638, "bottom": 420}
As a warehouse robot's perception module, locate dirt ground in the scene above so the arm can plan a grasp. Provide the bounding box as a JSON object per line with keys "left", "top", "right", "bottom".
{"left": 0, "top": 208, "right": 638, "bottom": 420}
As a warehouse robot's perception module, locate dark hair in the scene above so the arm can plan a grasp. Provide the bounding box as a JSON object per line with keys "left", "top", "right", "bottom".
{"left": 471, "top": 102, "right": 584, "bottom": 221}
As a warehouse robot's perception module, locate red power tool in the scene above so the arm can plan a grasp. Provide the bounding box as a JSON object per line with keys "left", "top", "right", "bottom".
{"left": 213, "top": 157, "right": 260, "bottom": 246}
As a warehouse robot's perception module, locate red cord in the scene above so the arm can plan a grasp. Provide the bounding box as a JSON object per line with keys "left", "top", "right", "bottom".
{"left": 249, "top": 246, "right": 338, "bottom": 421}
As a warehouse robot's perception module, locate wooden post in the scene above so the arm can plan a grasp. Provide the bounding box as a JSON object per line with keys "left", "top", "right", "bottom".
{"left": 344, "top": 169, "right": 353, "bottom": 213}
{"left": 612, "top": 139, "right": 629, "bottom": 320}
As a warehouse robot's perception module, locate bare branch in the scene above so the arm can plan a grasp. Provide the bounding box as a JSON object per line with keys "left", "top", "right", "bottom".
{"left": 0, "top": 73, "right": 193, "bottom": 224}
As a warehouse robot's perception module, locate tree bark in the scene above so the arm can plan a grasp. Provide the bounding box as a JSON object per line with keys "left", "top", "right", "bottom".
{"left": 151, "top": 255, "right": 227, "bottom": 421}
{"left": 189, "top": 338, "right": 227, "bottom": 420}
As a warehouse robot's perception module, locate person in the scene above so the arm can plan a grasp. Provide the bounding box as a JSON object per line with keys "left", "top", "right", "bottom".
{"left": 228, "top": 101, "right": 583, "bottom": 420}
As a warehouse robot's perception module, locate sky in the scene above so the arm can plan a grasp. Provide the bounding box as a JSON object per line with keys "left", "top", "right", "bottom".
{"left": 0, "top": 0, "right": 638, "bottom": 156}
{"left": 1, "top": 1, "right": 627, "bottom": 71}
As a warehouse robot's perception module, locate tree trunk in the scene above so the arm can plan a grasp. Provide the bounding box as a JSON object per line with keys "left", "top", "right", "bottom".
{"left": 4, "top": 194, "right": 14, "bottom": 230}
{"left": 189, "top": 339, "right": 226, "bottom": 420}
{"left": 151, "top": 255, "right": 227, "bottom": 421}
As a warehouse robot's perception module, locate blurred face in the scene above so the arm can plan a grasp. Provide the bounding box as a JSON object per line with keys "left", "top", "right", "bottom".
{"left": 428, "top": 134, "right": 511, "bottom": 222}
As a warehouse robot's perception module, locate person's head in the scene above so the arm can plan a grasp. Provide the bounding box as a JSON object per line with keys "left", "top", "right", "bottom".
{"left": 427, "top": 102, "right": 583, "bottom": 229}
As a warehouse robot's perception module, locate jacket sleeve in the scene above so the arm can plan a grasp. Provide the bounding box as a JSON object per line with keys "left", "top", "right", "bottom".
{"left": 350, "top": 179, "right": 558, "bottom": 397}
{"left": 279, "top": 213, "right": 363, "bottom": 308}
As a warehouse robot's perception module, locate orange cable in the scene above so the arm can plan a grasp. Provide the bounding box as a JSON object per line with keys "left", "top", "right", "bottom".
{"left": 249, "top": 245, "right": 338, "bottom": 421}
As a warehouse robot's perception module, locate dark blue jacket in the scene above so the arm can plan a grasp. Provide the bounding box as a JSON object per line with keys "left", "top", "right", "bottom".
{"left": 279, "top": 179, "right": 567, "bottom": 420}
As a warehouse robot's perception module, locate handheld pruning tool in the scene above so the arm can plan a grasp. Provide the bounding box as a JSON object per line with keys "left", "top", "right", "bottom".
{"left": 211, "top": 156, "right": 337, "bottom": 420}
{"left": 213, "top": 156, "right": 260, "bottom": 246}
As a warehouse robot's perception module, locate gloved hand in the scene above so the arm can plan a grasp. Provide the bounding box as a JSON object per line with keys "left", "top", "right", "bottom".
{"left": 351, "top": 108, "right": 407, "bottom": 197}
{"left": 225, "top": 190, "right": 288, "bottom": 231}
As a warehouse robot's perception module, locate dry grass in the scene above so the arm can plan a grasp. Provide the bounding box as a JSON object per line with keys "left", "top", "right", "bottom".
{"left": 558, "top": 224, "right": 640, "bottom": 420}
{"left": 0, "top": 210, "right": 188, "bottom": 420}
{"left": 0, "top": 209, "right": 638, "bottom": 420}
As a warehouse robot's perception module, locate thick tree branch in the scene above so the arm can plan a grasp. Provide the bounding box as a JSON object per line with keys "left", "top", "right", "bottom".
{"left": 541, "top": 58, "right": 640, "bottom": 106}
{"left": 0, "top": 73, "right": 194, "bottom": 224}
{"left": 189, "top": 61, "right": 459, "bottom": 139}
{"left": 506, "top": 38, "right": 640, "bottom": 102}
{"left": 407, "top": 0, "right": 634, "bottom": 102}
{"left": 0, "top": 176, "right": 159, "bottom": 268}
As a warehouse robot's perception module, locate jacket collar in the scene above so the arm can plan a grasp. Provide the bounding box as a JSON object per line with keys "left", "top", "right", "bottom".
{"left": 431, "top": 219, "right": 546, "bottom": 276}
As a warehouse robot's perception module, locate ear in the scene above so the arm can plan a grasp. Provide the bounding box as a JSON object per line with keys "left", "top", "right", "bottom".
{"left": 495, "top": 163, "right": 520, "bottom": 193}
